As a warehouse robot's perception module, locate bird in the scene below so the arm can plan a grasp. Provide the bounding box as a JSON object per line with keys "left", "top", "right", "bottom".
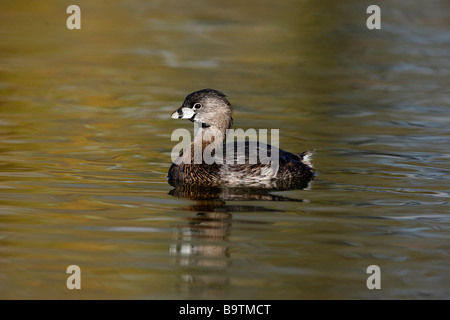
{"left": 168, "top": 89, "right": 315, "bottom": 189}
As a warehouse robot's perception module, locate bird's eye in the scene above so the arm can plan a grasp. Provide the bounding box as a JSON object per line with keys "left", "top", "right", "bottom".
{"left": 193, "top": 103, "right": 202, "bottom": 109}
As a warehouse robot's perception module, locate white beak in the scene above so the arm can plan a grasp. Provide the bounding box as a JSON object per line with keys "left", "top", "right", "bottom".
{"left": 171, "top": 110, "right": 179, "bottom": 119}
{"left": 171, "top": 107, "right": 195, "bottom": 119}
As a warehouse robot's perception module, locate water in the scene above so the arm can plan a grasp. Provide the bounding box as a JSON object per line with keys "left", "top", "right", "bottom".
{"left": 0, "top": 0, "right": 449, "bottom": 299}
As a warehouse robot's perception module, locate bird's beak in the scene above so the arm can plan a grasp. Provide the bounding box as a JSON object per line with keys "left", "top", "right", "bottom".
{"left": 171, "top": 107, "right": 195, "bottom": 119}
{"left": 170, "top": 109, "right": 180, "bottom": 119}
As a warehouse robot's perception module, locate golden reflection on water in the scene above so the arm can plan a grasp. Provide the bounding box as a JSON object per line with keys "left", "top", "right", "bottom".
{"left": 168, "top": 183, "right": 311, "bottom": 298}
{"left": 1, "top": 0, "right": 450, "bottom": 299}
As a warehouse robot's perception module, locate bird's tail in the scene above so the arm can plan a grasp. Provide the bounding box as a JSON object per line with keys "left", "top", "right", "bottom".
{"left": 297, "top": 150, "right": 315, "bottom": 169}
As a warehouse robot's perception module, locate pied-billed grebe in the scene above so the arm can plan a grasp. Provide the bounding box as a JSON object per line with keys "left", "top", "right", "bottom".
{"left": 168, "top": 89, "right": 315, "bottom": 188}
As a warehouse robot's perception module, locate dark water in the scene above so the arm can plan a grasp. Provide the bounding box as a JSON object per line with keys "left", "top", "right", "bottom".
{"left": 0, "top": 0, "right": 449, "bottom": 299}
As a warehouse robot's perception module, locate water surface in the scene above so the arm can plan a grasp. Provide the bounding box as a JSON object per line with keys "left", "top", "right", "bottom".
{"left": 0, "top": 0, "right": 449, "bottom": 299}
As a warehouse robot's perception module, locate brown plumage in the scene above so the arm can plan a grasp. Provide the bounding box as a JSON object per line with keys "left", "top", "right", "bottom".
{"left": 168, "top": 89, "right": 315, "bottom": 189}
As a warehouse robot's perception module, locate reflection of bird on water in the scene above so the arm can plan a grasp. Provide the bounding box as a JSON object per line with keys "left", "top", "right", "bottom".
{"left": 168, "top": 181, "right": 309, "bottom": 296}
{"left": 168, "top": 182, "right": 306, "bottom": 202}
{"left": 168, "top": 182, "right": 306, "bottom": 267}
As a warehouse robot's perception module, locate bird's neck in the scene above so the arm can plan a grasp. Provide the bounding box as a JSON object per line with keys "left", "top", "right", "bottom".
{"left": 193, "top": 125, "right": 225, "bottom": 150}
